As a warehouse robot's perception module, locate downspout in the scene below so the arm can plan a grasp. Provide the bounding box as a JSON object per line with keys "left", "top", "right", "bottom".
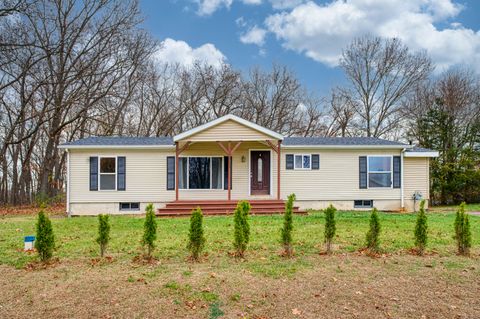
{"left": 66, "top": 149, "right": 71, "bottom": 217}
{"left": 401, "top": 148, "right": 405, "bottom": 210}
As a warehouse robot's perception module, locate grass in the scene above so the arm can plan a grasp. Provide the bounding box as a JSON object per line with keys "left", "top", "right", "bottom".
{"left": 0, "top": 210, "right": 478, "bottom": 272}
{"left": 1, "top": 208, "right": 479, "bottom": 318}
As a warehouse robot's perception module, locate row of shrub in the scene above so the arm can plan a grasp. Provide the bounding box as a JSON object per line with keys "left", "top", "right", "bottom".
{"left": 34, "top": 195, "right": 473, "bottom": 263}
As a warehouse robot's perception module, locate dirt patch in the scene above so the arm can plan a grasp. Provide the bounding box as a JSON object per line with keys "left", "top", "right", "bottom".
{"left": 0, "top": 204, "right": 66, "bottom": 217}
{"left": 1, "top": 254, "right": 478, "bottom": 319}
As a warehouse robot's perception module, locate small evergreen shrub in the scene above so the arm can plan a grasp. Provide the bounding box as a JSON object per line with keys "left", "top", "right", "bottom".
{"left": 324, "top": 204, "right": 337, "bottom": 254}
{"left": 35, "top": 210, "right": 55, "bottom": 262}
{"left": 414, "top": 200, "right": 428, "bottom": 255}
{"left": 281, "top": 193, "right": 296, "bottom": 257}
{"left": 142, "top": 203, "right": 157, "bottom": 258}
{"left": 365, "top": 208, "right": 381, "bottom": 252}
{"left": 233, "top": 200, "right": 251, "bottom": 258}
{"left": 454, "top": 202, "right": 472, "bottom": 256}
{"left": 187, "top": 207, "right": 206, "bottom": 261}
{"left": 96, "top": 214, "right": 111, "bottom": 258}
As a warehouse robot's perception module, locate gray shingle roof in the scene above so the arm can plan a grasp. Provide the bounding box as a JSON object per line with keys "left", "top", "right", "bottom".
{"left": 62, "top": 136, "right": 174, "bottom": 146}
{"left": 282, "top": 136, "right": 407, "bottom": 146}
{"left": 61, "top": 136, "right": 415, "bottom": 148}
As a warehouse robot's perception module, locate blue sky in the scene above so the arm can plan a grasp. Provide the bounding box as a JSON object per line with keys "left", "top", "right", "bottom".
{"left": 140, "top": 0, "right": 480, "bottom": 96}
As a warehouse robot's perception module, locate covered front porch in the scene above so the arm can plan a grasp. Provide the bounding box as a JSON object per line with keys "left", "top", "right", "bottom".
{"left": 157, "top": 115, "right": 301, "bottom": 216}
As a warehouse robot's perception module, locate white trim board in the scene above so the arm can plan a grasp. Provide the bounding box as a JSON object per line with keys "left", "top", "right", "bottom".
{"left": 404, "top": 151, "right": 439, "bottom": 157}
{"left": 173, "top": 114, "right": 284, "bottom": 142}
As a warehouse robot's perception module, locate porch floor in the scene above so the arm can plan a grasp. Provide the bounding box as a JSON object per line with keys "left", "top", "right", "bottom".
{"left": 156, "top": 200, "right": 306, "bottom": 217}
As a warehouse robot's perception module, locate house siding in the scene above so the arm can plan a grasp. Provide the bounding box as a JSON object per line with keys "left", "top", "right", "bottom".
{"left": 182, "top": 119, "right": 273, "bottom": 142}
{"left": 403, "top": 157, "right": 430, "bottom": 211}
{"left": 67, "top": 145, "right": 431, "bottom": 215}
{"left": 69, "top": 149, "right": 176, "bottom": 214}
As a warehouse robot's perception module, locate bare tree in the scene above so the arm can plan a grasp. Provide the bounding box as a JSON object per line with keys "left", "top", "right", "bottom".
{"left": 340, "top": 36, "right": 433, "bottom": 137}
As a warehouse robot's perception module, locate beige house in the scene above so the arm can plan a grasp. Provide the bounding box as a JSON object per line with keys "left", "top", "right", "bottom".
{"left": 60, "top": 115, "right": 438, "bottom": 216}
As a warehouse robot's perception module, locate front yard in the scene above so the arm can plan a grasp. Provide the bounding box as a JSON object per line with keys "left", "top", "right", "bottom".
{"left": 0, "top": 210, "right": 479, "bottom": 318}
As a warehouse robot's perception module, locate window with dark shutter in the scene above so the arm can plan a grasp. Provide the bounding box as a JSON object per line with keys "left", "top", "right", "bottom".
{"left": 117, "top": 156, "right": 126, "bottom": 191}
{"left": 393, "top": 156, "right": 401, "bottom": 188}
{"left": 224, "top": 156, "right": 232, "bottom": 190}
{"left": 286, "top": 154, "right": 294, "bottom": 169}
{"left": 90, "top": 156, "right": 98, "bottom": 191}
{"left": 166, "top": 156, "right": 175, "bottom": 190}
{"left": 359, "top": 156, "right": 367, "bottom": 189}
{"left": 312, "top": 154, "right": 320, "bottom": 170}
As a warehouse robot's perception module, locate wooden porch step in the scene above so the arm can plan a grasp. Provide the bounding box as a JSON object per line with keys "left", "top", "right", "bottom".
{"left": 157, "top": 207, "right": 301, "bottom": 213}
{"left": 156, "top": 209, "right": 307, "bottom": 217}
{"left": 156, "top": 199, "right": 306, "bottom": 217}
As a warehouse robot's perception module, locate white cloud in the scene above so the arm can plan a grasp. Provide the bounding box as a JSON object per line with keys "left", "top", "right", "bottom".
{"left": 265, "top": 0, "right": 480, "bottom": 72}
{"left": 269, "top": 0, "right": 305, "bottom": 9}
{"left": 240, "top": 25, "right": 268, "bottom": 46}
{"left": 155, "top": 38, "right": 226, "bottom": 68}
{"left": 195, "top": 0, "right": 260, "bottom": 15}
{"left": 195, "top": 0, "right": 232, "bottom": 16}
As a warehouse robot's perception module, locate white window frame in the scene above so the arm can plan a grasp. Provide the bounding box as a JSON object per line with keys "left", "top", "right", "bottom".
{"left": 179, "top": 156, "right": 224, "bottom": 190}
{"left": 367, "top": 155, "right": 393, "bottom": 189}
{"left": 294, "top": 154, "right": 312, "bottom": 170}
{"left": 98, "top": 156, "right": 117, "bottom": 191}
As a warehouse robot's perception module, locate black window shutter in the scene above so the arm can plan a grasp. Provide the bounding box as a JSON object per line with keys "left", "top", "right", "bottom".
{"left": 224, "top": 156, "right": 232, "bottom": 190}
{"left": 89, "top": 156, "right": 98, "bottom": 191}
{"left": 286, "top": 154, "right": 294, "bottom": 169}
{"left": 117, "top": 156, "right": 126, "bottom": 191}
{"left": 393, "top": 156, "right": 401, "bottom": 188}
{"left": 359, "top": 156, "right": 367, "bottom": 189}
{"left": 312, "top": 154, "right": 320, "bottom": 170}
{"left": 166, "top": 156, "right": 175, "bottom": 190}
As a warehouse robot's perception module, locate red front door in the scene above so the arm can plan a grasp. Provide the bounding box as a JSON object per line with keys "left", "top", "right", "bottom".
{"left": 250, "top": 151, "right": 270, "bottom": 195}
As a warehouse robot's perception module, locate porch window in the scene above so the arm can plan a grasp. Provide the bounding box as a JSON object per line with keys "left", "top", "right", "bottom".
{"left": 99, "top": 157, "right": 116, "bottom": 190}
{"left": 179, "top": 157, "right": 223, "bottom": 189}
{"left": 294, "top": 154, "right": 311, "bottom": 170}
{"left": 368, "top": 156, "right": 392, "bottom": 188}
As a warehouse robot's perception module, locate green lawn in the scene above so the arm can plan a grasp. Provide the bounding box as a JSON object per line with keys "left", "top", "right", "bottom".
{"left": 1, "top": 210, "right": 478, "bottom": 273}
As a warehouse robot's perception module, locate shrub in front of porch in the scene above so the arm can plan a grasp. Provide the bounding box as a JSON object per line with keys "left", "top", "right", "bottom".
{"left": 35, "top": 209, "right": 55, "bottom": 262}
{"left": 233, "top": 200, "right": 251, "bottom": 258}
{"left": 454, "top": 202, "right": 472, "bottom": 256}
{"left": 366, "top": 208, "right": 381, "bottom": 253}
{"left": 324, "top": 204, "right": 337, "bottom": 254}
{"left": 187, "top": 207, "right": 206, "bottom": 262}
{"left": 414, "top": 200, "right": 428, "bottom": 255}
{"left": 142, "top": 204, "right": 157, "bottom": 259}
{"left": 281, "top": 193, "right": 296, "bottom": 257}
{"left": 96, "top": 214, "right": 111, "bottom": 258}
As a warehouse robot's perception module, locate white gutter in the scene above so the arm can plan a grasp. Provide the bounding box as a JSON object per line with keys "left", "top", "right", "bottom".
{"left": 66, "top": 149, "right": 71, "bottom": 217}
{"left": 401, "top": 148, "right": 405, "bottom": 210}
{"left": 281, "top": 144, "right": 414, "bottom": 150}
{"left": 58, "top": 145, "right": 175, "bottom": 150}
{"left": 404, "top": 151, "right": 439, "bottom": 157}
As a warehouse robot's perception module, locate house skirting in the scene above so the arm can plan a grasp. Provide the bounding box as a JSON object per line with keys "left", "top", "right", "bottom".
{"left": 295, "top": 199, "right": 428, "bottom": 212}
{"left": 69, "top": 198, "right": 427, "bottom": 215}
